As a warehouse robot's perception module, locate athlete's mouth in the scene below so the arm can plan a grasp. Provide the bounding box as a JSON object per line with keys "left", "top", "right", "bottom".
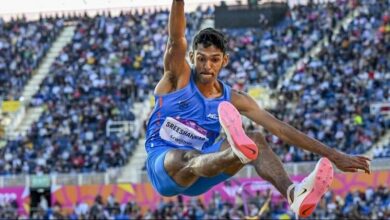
{"left": 200, "top": 72, "right": 213, "bottom": 76}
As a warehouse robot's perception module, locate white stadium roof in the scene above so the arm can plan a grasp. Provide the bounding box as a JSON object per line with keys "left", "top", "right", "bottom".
{"left": 0, "top": 0, "right": 237, "bottom": 20}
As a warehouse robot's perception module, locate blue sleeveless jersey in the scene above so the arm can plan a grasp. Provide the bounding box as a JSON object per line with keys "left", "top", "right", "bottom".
{"left": 145, "top": 72, "right": 232, "bottom": 153}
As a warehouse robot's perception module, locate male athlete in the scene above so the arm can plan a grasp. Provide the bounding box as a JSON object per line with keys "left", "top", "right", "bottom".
{"left": 145, "top": 0, "right": 371, "bottom": 217}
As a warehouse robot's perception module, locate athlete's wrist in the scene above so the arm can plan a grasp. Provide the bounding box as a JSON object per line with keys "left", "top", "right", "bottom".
{"left": 326, "top": 147, "right": 341, "bottom": 162}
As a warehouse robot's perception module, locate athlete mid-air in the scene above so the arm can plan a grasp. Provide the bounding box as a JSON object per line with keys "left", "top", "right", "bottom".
{"left": 144, "top": 0, "right": 371, "bottom": 217}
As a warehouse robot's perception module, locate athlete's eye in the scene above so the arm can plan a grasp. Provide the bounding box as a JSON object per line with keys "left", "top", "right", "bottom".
{"left": 211, "top": 58, "right": 220, "bottom": 63}
{"left": 197, "top": 57, "right": 205, "bottom": 62}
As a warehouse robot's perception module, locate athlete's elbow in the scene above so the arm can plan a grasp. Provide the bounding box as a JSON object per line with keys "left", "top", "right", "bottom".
{"left": 169, "top": 36, "right": 186, "bottom": 45}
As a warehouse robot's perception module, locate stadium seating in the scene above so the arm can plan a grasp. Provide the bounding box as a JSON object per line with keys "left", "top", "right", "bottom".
{"left": 222, "top": 1, "right": 352, "bottom": 89}
{"left": 267, "top": 0, "right": 390, "bottom": 162}
{"left": 0, "top": 0, "right": 388, "bottom": 176}
{"left": 0, "top": 17, "right": 64, "bottom": 101}
{"left": 0, "top": 9, "right": 212, "bottom": 174}
{"left": 0, "top": 0, "right": 389, "bottom": 218}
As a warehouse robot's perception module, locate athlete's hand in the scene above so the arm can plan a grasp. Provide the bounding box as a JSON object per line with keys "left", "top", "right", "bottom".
{"left": 330, "top": 151, "right": 371, "bottom": 174}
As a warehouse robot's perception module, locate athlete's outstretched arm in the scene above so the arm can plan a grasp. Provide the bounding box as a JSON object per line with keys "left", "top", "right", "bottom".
{"left": 231, "top": 90, "right": 371, "bottom": 174}
{"left": 164, "top": 0, "right": 190, "bottom": 77}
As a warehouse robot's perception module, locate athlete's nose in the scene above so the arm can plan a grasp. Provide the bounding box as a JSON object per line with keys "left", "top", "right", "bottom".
{"left": 204, "top": 60, "right": 212, "bottom": 71}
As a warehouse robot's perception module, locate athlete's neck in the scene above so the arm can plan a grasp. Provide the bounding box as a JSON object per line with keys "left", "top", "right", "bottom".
{"left": 195, "top": 78, "right": 223, "bottom": 99}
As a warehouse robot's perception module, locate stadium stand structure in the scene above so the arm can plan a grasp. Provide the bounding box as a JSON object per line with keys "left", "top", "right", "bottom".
{"left": 7, "top": 26, "right": 76, "bottom": 139}
{"left": 0, "top": 18, "right": 64, "bottom": 100}
{"left": 0, "top": 1, "right": 388, "bottom": 218}
{"left": 268, "top": 0, "right": 390, "bottom": 162}
{"left": 0, "top": 0, "right": 387, "bottom": 182}
{"left": 0, "top": 18, "right": 65, "bottom": 138}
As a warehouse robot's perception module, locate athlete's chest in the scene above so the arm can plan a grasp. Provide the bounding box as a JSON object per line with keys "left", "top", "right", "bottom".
{"left": 166, "top": 93, "right": 221, "bottom": 128}
{"left": 159, "top": 103, "right": 221, "bottom": 150}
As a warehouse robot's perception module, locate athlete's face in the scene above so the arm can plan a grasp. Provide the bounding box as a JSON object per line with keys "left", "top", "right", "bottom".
{"left": 190, "top": 44, "right": 229, "bottom": 84}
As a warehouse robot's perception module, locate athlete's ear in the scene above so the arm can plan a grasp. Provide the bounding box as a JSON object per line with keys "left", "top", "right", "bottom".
{"left": 189, "top": 51, "right": 195, "bottom": 64}
{"left": 222, "top": 53, "right": 229, "bottom": 68}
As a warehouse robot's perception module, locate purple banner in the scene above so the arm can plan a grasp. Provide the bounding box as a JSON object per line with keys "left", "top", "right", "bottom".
{"left": 50, "top": 170, "right": 390, "bottom": 215}
{"left": 0, "top": 186, "right": 30, "bottom": 215}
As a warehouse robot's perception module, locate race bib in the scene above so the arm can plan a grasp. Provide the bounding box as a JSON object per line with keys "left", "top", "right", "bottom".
{"left": 160, "top": 117, "right": 209, "bottom": 150}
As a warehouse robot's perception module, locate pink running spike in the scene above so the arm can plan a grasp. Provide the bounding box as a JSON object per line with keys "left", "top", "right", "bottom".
{"left": 297, "top": 158, "right": 334, "bottom": 217}
{"left": 218, "top": 101, "right": 258, "bottom": 163}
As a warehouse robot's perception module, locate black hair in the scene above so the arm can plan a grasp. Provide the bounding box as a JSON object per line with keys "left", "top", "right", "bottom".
{"left": 192, "top": 28, "right": 228, "bottom": 54}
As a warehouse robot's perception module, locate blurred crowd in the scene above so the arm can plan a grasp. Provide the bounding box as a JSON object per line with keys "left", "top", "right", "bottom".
{"left": 0, "top": 0, "right": 389, "bottom": 175}
{"left": 0, "top": 7, "right": 211, "bottom": 174}
{"left": 1, "top": 134, "right": 138, "bottom": 174}
{"left": 2, "top": 185, "right": 388, "bottom": 219}
{"left": 374, "top": 143, "right": 390, "bottom": 158}
{"left": 2, "top": 1, "right": 353, "bottom": 99}
{"left": 220, "top": 0, "right": 353, "bottom": 90}
{"left": 265, "top": 0, "right": 390, "bottom": 162}
{"left": 0, "top": 199, "right": 18, "bottom": 219}
{"left": 0, "top": 17, "right": 64, "bottom": 101}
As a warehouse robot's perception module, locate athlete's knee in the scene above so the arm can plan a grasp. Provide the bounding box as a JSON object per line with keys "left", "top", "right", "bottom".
{"left": 185, "top": 151, "right": 223, "bottom": 177}
{"left": 164, "top": 150, "right": 198, "bottom": 175}
{"left": 161, "top": 149, "right": 203, "bottom": 188}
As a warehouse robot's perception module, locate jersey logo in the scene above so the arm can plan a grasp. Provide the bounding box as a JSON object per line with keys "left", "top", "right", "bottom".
{"left": 207, "top": 113, "right": 218, "bottom": 120}
{"left": 178, "top": 100, "right": 189, "bottom": 110}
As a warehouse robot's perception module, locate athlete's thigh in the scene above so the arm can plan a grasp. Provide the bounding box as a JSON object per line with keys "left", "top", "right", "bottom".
{"left": 164, "top": 148, "right": 202, "bottom": 187}
{"left": 180, "top": 140, "right": 243, "bottom": 197}
{"left": 164, "top": 139, "right": 244, "bottom": 187}
{"left": 146, "top": 146, "right": 201, "bottom": 196}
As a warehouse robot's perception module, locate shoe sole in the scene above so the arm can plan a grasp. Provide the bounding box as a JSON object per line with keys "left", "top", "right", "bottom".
{"left": 299, "top": 157, "right": 334, "bottom": 217}
{"left": 218, "top": 101, "right": 258, "bottom": 164}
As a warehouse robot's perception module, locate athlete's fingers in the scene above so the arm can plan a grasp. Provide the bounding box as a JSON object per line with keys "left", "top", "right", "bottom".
{"left": 343, "top": 167, "right": 358, "bottom": 172}
{"left": 356, "top": 155, "right": 371, "bottom": 161}
{"left": 348, "top": 162, "right": 370, "bottom": 174}
{"left": 356, "top": 157, "right": 371, "bottom": 173}
{"left": 355, "top": 157, "right": 368, "bottom": 166}
{"left": 357, "top": 157, "right": 371, "bottom": 164}
{"left": 350, "top": 156, "right": 370, "bottom": 170}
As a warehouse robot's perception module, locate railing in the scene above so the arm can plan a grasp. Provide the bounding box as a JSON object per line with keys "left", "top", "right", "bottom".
{"left": 0, "top": 103, "right": 5, "bottom": 141}
{"left": 0, "top": 169, "right": 121, "bottom": 188}
{"left": 0, "top": 158, "right": 389, "bottom": 187}
{"left": 106, "top": 120, "right": 137, "bottom": 137}
{"left": 4, "top": 105, "right": 26, "bottom": 138}
{"left": 139, "top": 158, "right": 390, "bottom": 181}
{"left": 239, "top": 158, "right": 390, "bottom": 178}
